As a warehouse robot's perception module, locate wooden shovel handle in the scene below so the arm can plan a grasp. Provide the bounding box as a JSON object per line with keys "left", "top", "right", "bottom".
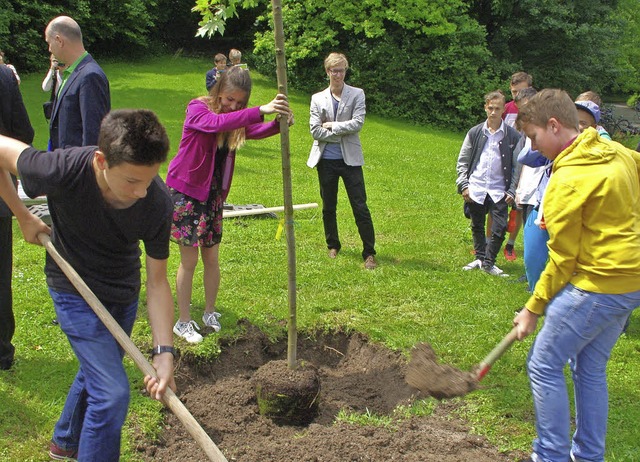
{"left": 476, "top": 326, "right": 519, "bottom": 381}
{"left": 38, "top": 233, "right": 227, "bottom": 462}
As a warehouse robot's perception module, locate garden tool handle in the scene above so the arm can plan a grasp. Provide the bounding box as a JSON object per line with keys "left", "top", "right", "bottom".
{"left": 37, "top": 233, "right": 227, "bottom": 462}
{"left": 476, "top": 326, "right": 519, "bottom": 381}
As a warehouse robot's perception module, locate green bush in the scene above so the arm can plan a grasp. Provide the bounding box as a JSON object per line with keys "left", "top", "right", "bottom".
{"left": 252, "top": 4, "right": 496, "bottom": 131}
{"left": 346, "top": 24, "right": 496, "bottom": 131}
{"left": 1, "top": 0, "right": 163, "bottom": 72}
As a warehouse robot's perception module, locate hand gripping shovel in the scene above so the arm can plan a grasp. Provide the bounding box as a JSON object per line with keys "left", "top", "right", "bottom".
{"left": 38, "top": 233, "right": 227, "bottom": 462}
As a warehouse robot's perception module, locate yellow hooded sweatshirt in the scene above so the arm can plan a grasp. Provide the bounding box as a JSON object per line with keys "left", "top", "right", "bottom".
{"left": 525, "top": 127, "right": 640, "bottom": 315}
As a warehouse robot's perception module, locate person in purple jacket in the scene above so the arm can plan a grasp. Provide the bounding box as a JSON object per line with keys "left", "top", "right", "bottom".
{"left": 166, "top": 66, "right": 293, "bottom": 343}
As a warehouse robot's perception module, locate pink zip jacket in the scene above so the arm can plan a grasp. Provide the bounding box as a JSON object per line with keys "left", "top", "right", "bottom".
{"left": 166, "top": 99, "right": 280, "bottom": 202}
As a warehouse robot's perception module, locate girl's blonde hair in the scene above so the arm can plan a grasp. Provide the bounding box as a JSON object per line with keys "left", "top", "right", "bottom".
{"left": 201, "top": 66, "right": 252, "bottom": 150}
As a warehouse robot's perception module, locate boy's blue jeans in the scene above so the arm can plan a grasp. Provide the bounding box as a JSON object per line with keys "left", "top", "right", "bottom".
{"left": 49, "top": 289, "right": 138, "bottom": 462}
{"left": 527, "top": 284, "right": 640, "bottom": 462}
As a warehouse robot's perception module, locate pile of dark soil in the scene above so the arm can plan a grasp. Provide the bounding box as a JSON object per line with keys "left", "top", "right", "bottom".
{"left": 136, "top": 321, "right": 523, "bottom": 461}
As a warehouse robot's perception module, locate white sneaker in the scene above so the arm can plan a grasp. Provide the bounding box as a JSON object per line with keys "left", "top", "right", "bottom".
{"left": 202, "top": 311, "right": 221, "bottom": 332}
{"left": 462, "top": 259, "right": 482, "bottom": 270}
{"left": 483, "top": 264, "right": 509, "bottom": 277}
{"left": 173, "top": 320, "right": 203, "bottom": 343}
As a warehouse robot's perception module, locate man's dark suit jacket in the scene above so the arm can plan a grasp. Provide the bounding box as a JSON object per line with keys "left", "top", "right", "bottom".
{"left": 0, "top": 64, "right": 34, "bottom": 216}
{"left": 49, "top": 53, "right": 110, "bottom": 149}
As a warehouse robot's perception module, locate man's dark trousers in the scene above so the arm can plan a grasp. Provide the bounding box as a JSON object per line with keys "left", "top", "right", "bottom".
{"left": 467, "top": 194, "right": 508, "bottom": 268}
{"left": 0, "top": 216, "right": 14, "bottom": 369}
{"left": 317, "top": 158, "right": 376, "bottom": 259}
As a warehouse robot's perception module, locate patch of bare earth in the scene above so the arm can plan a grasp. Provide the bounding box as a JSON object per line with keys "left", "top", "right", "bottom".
{"left": 136, "top": 321, "right": 523, "bottom": 461}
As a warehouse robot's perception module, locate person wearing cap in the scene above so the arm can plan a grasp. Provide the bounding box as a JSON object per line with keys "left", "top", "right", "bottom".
{"left": 575, "top": 96, "right": 630, "bottom": 335}
{"left": 574, "top": 98, "right": 611, "bottom": 140}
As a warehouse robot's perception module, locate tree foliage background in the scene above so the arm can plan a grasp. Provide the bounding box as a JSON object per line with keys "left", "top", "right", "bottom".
{"left": 2, "top": 0, "right": 638, "bottom": 130}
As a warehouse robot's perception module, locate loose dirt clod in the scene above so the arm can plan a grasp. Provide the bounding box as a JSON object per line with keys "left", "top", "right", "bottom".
{"left": 405, "top": 343, "right": 478, "bottom": 399}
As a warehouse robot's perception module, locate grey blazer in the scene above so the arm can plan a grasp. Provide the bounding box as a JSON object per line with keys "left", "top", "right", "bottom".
{"left": 307, "top": 84, "right": 365, "bottom": 168}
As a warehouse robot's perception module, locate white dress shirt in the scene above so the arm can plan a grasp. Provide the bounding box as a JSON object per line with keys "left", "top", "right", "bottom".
{"left": 468, "top": 122, "right": 506, "bottom": 204}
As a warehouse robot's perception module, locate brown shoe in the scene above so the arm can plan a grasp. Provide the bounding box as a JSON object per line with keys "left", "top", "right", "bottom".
{"left": 364, "top": 255, "right": 377, "bottom": 270}
{"left": 49, "top": 441, "right": 78, "bottom": 461}
{"left": 328, "top": 248, "right": 339, "bottom": 259}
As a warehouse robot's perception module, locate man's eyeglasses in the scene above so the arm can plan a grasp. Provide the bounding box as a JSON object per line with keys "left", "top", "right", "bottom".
{"left": 329, "top": 68, "right": 346, "bottom": 75}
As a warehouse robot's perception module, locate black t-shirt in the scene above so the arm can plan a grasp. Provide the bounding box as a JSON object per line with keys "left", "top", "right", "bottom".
{"left": 214, "top": 144, "right": 229, "bottom": 173}
{"left": 17, "top": 146, "right": 172, "bottom": 305}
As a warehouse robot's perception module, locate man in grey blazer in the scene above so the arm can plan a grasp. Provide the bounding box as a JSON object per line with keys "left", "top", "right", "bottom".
{"left": 45, "top": 16, "right": 110, "bottom": 150}
{"left": 308, "top": 52, "right": 377, "bottom": 269}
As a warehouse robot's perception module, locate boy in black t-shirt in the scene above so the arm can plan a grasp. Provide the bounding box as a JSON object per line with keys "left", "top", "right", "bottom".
{"left": 0, "top": 109, "right": 176, "bottom": 461}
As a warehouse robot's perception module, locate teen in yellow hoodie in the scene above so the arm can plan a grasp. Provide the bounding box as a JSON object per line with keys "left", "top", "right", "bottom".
{"left": 512, "top": 89, "right": 640, "bottom": 462}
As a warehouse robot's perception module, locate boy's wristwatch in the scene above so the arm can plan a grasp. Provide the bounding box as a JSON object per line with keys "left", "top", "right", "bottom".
{"left": 150, "top": 345, "right": 176, "bottom": 359}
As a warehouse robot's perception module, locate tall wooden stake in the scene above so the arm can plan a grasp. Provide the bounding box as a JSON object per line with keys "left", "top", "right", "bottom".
{"left": 271, "top": 0, "right": 297, "bottom": 369}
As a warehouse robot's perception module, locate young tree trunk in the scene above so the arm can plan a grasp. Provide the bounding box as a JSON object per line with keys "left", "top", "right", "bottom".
{"left": 271, "top": 0, "right": 297, "bottom": 369}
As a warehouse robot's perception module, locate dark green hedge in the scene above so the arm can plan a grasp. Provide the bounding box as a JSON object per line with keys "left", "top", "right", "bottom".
{"left": 3, "top": 0, "right": 635, "bottom": 132}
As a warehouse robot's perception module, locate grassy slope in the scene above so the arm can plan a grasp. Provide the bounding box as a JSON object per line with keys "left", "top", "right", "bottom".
{"left": 1, "top": 55, "right": 638, "bottom": 461}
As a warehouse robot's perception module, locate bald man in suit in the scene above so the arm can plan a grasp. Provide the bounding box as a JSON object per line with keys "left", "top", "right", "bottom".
{"left": 45, "top": 16, "right": 110, "bottom": 149}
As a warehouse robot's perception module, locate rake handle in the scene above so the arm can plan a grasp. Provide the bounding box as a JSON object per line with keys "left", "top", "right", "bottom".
{"left": 38, "top": 233, "right": 227, "bottom": 462}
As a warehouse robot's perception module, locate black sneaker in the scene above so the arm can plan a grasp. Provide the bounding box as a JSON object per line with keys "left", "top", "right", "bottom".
{"left": 0, "top": 346, "right": 15, "bottom": 370}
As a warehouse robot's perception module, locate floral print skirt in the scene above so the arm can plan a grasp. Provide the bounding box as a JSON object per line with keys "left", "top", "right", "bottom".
{"left": 169, "top": 177, "right": 224, "bottom": 248}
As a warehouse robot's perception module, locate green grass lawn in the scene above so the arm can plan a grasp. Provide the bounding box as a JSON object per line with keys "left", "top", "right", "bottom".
{"left": 2, "top": 55, "right": 639, "bottom": 461}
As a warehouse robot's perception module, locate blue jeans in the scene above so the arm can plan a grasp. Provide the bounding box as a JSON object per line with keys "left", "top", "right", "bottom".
{"left": 527, "top": 284, "right": 640, "bottom": 462}
{"left": 523, "top": 208, "right": 549, "bottom": 290}
{"left": 49, "top": 289, "right": 138, "bottom": 462}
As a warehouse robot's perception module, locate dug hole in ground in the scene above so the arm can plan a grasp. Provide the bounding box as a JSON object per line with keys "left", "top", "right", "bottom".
{"left": 137, "top": 320, "right": 526, "bottom": 461}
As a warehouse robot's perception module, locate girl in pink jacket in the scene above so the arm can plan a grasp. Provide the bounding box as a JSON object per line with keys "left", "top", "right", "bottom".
{"left": 166, "top": 66, "right": 293, "bottom": 343}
